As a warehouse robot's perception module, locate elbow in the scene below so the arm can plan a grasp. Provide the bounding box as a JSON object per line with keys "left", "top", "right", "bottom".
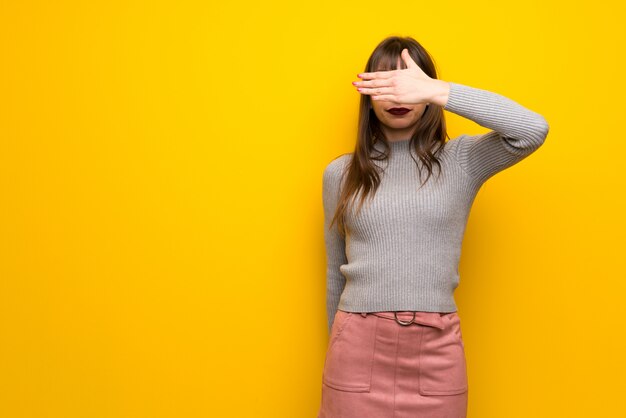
{"left": 525, "top": 113, "right": 550, "bottom": 152}
{"left": 503, "top": 114, "right": 549, "bottom": 155}
{"left": 537, "top": 114, "right": 550, "bottom": 144}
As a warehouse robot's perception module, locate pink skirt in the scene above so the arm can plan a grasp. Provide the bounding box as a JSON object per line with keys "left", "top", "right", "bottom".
{"left": 318, "top": 309, "right": 468, "bottom": 418}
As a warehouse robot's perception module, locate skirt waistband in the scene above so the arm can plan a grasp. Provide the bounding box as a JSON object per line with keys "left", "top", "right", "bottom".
{"left": 353, "top": 311, "right": 451, "bottom": 330}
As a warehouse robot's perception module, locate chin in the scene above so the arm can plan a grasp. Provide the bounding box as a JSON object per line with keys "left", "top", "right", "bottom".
{"left": 386, "top": 120, "right": 415, "bottom": 128}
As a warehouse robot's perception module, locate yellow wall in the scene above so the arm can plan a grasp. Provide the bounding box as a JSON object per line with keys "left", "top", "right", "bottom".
{"left": 1, "top": 1, "right": 624, "bottom": 417}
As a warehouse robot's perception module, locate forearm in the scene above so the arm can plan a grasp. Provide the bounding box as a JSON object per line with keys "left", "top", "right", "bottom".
{"left": 428, "top": 78, "right": 451, "bottom": 107}
{"left": 442, "top": 81, "right": 549, "bottom": 144}
{"left": 441, "top": 81, "right": 550, "bottom": 184}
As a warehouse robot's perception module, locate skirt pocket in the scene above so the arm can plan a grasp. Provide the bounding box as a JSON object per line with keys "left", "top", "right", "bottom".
{"left": 417, "top": 313, "right": 468, "bottom": 396}
{"left": 322, "top": 310, "right": 377, "bottom": 393}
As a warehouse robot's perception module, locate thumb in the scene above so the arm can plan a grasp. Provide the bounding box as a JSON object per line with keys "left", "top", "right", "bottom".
{"left": 401, "top": 48, "right": 418, "bottom": 69}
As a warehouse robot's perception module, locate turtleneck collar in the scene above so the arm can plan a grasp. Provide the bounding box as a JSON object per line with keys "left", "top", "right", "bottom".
{"left": 372, "top": 138, "right": 413, "bottom": 155}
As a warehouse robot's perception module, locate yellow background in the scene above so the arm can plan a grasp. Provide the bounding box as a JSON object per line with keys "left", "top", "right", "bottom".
{"left": 1, "top": 1, "right": 624, "bottom": 417}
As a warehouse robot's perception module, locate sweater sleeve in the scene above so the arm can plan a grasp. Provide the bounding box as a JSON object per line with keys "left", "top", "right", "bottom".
{"left": 322, "top": 156, "right": 349, "bottom": 333}
{"left": 443, "top": 81, "right": 550, "bottom": 185}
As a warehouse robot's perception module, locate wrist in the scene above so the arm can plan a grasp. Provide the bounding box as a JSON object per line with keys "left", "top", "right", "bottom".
{"left": 429, "top": 79, "right": 451, "bottom": 107}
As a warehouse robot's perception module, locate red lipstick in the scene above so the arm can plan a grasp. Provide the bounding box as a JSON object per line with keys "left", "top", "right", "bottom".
{"left": 386, "top": 107, "right": 411, "bottom": 116}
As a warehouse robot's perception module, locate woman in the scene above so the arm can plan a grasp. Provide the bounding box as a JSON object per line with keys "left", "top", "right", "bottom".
{"left": 317, "top": 36, "right": 549, "bottom": 418}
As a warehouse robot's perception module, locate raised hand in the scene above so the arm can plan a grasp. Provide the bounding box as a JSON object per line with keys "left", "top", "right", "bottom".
{"left": 352, "top": 48, "right": 450, "bottom": 107}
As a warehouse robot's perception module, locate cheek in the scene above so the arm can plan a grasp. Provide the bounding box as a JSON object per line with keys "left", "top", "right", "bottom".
{"left": 415, "top": 106, "right": 427, "bottom": 118}
{"left": 371, "top": 104, "right": 385, "bottom": 118}
{"left": 373, "top": 100, "right": 394, "bottom": 115}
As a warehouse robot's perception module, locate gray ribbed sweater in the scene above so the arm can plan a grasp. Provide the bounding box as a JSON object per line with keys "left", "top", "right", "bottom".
{"left": 322, "top": 81, "right": 550, "bottom": 332}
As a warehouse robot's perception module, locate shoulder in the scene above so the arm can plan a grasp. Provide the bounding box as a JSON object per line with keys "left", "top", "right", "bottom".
{"left": 323, "top": 153, "right": 352, "bottom": 182}
{"left": 442, "top": 134, "right": 476, "bottom": 159}
{"left": 444, "top": 134, "right": 471, "bottom": 150}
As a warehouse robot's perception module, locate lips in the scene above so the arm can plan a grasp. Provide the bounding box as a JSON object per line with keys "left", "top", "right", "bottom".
{"left": 386, "top": 107, "right": 411, "bottom": 116}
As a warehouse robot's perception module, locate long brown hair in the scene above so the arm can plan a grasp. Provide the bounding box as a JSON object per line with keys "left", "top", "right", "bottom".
{"left": 330, "top": 36, "right": 450, "bottom": 239}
